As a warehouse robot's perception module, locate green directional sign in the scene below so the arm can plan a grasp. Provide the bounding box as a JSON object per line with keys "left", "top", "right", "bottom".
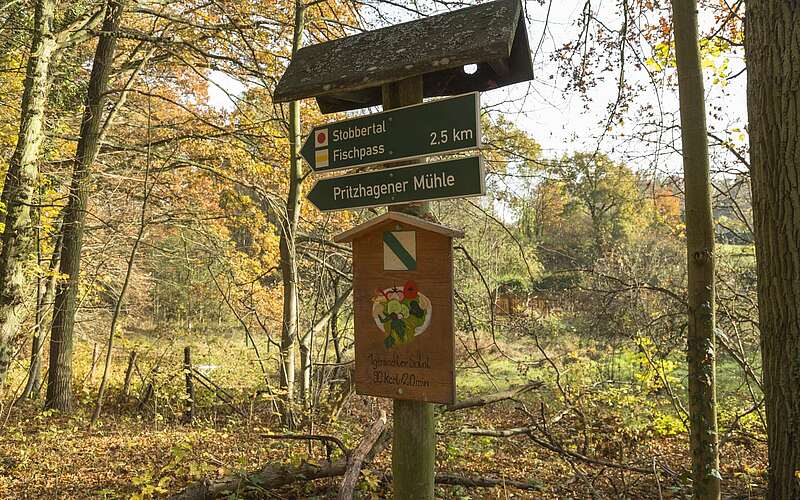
{"left": 301, "top": 93, "right": 480, "bottom": 172}
{"left": 306, "top": 156, "right": 485, "bottom": 212}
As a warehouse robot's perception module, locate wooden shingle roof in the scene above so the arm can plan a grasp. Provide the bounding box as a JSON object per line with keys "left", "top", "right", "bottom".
{"left": 274, "top": 0, "right": 532, "bottom": 113}
{"left": 334, "top": 212, "right": 464, "bottom": 243}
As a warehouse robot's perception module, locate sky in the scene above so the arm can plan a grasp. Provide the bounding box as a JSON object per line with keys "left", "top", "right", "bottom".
{"left": 207, "top": 0, "right": 748, "bottom": 178}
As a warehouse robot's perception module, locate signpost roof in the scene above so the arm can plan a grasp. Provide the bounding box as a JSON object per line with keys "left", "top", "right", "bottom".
{"left": 334, "top": 212, "right": 465, "bottom": 243}
{"left": 274, "top": 0, "right": 532, "bottom": 113}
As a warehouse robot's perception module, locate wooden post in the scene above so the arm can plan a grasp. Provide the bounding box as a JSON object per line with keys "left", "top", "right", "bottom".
{"left": 183, "top": 346, "right": 195, "bottom": 423}
{"left": 138, "top": 382, "right": 153, "bottom": 412}
{"left": 88, "top": 342, "right": 99, "bottom": 383}
{"left": 122, "top": 350, "right": 137, "bottom": 397}
{"left": 381, "top": 76, "right": 435, "bottom": 500}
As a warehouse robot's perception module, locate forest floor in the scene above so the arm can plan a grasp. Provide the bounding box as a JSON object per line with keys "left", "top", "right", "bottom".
{"left": 0, "top": 327, "right": 768, "bottom": 499}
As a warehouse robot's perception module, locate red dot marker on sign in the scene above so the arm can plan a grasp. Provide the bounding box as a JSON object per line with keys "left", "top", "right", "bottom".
{"left": 317, "top": 132, "right": 326, "bottom": 143}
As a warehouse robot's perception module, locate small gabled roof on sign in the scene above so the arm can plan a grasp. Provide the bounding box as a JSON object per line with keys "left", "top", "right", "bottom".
{"left": 334, "top": 212, "right": 465, "bottom": 243}
{"left": 274, "top": 0, "right": 532, "bottom": 113}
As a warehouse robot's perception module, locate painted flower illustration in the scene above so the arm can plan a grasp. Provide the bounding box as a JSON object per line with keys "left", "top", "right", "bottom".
{"left": 372, "top": 281, "right": 431, "bottom": 348}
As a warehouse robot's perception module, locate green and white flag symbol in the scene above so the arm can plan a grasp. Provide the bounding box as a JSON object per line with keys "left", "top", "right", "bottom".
{"left": 383, "top": 231, "right": 416, "bottom": 271}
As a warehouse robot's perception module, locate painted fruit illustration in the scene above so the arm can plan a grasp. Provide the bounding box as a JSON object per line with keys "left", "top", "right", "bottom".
{"left": 372, "top": 281, "right": 431, "bottom": 348}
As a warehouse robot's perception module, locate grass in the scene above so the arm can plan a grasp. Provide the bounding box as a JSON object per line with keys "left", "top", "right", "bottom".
{"left": 0, "top": 324, "right": 769, "bottom": 498}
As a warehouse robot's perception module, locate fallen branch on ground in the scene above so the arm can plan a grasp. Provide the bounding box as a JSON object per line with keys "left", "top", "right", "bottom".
{"left": 261, "top": 433, "right": 349, "bottom": 458}
{"left": 379, "top": 472, "right": 542, "bottom": 491}
{"left": 461, "top": 425, "right": 536, "bottom": 437}
{"left": 461, "top": 426, "right": 654, "bottom": 475}
{"left": 338, "top": 410, "right": 387, "bottom": 499}
{"left": 446, "top": 381, "right": 543, "bottom": 412}
{"left": 172, "top": 457, "right": 350, "bottom": 500}
{"left": 434, "top": 473, "right": 542, "bottom": 491}
{"left": 173, "top": 418, "right": 390, "bottom": 500}
{"left": 173, "top": 417, "right": 544, "bottom": 499}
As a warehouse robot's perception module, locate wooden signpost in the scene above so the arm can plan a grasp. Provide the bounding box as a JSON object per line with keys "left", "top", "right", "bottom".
{"left": 274, "top": 1, "right": 533, "bottom": 498}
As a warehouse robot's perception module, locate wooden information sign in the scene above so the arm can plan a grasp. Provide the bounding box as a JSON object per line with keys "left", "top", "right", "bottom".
{"left": 335, "top": 212, "right": 462, "bottom": 404}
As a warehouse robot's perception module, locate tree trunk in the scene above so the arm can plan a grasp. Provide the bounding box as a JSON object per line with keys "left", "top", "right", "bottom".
{"left": 301, "top": 285, "right": 351, "bottom": 408}
{"left": 89, "top": 2, "right": 143, "bottom": 424}
{"left": 299, "top": 331, "right": 311, "bottom": 404}
{"left": 671, "top": 1, "right": 720, "bottom": 498}
{"left": 330, "top": 276, "right": 343, "bottom": 364}
{"left": 121, "top": 350, "right": 137, "bottom": 398}
{"left": 122, "top": 351, "right": 139, "bottom": 398}
{"left": 745, "top": 3, "right": 800, "bottom": 498}
{"left": 46, "top": 0, "right": 123, "bottom": 411}
{"left": 20, "top": 211, "right": 45, "bottom": 400}
{"left": 277, "top": 2, "right": 305, "bottom": 428}
{"left": 87, "top": 342, "right": 99, "bottom": 384}
{"left": 0, "top": 0, "right": 57, "bottom": 386}
{"left": 92, "top": 192, "right": 146, "bottom": 422}
{"left": 19, "top": 207, "right": 62, "bottom": 400}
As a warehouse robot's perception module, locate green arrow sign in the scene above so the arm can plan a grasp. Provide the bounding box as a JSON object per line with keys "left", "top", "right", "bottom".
{"left": 306, "top": 156, "right": 485, "bottom": 212}
{"left": 301, "top": 93, "right": 480, "bottom": 172}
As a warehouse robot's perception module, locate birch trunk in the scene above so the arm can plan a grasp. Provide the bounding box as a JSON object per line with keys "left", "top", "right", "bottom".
{"left": 277, "top": 2, "right": 305, "bottom": 427}
{"left": 671, "top": 1, "right": 720, "bottom": 497}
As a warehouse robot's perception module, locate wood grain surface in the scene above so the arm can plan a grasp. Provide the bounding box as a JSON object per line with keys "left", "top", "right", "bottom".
{"left": 352, "top": 218, "right": 455, "bottom": 404}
